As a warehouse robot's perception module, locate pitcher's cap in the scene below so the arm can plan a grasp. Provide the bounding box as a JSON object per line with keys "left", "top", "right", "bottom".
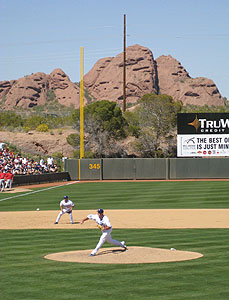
{"left": 97, "top": 208, "right": 104, "bottom": 214}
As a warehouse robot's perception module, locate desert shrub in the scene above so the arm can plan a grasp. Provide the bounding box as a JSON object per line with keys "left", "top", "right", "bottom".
{"left": 46, "top": 89, "right": 56, "bottom": 101}
{"left": 1, "top": 95, "right": 6, "bottom": 103}
{"left": 73, "top": 149, "right": 80, "bottom": 158}
{"left": 72, "top": 149, "right": 95, "bottom": 159}
{"left": 36, "top": 124, "right": 49, "bottom": 132}
{"left": 0, "top": 111, "right": 24, "bottom": 128}
{"left": 84, "top": 150, "right": 95, "bottom": 158}
{"left": 25, "top": 115, "right": 46, "bottom": 129}
{"left": 8, "top": 126, "right": 15, "bottom": 132}
{"left": 66, "top": 133, "right": 80, "bottom": 148}
{"left": 23, "top": 126, "right": 31, "bottom": 133}
{"left": 52, "top": 152, "right": 63, "bottom": 159}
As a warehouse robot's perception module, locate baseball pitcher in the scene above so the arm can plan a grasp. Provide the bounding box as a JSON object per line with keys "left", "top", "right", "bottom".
{"left": 80, "top": 208, "right": 127, "bottom": 256}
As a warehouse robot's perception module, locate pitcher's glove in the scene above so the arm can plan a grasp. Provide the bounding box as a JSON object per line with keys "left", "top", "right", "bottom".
{"left": 97, "top": 225, "right": 103, "bottom": 230}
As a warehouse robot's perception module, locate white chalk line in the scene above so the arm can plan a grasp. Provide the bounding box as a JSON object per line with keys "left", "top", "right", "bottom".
{"left": 0, "top": 181, "right": 79, "bottom": 203}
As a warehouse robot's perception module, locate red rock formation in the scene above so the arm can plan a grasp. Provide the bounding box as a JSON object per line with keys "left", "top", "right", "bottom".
{"left": 84, "top": 45, "right": 224, "bottom": 107}
{"left": 49, "top": 68, "right": 86, "bottom": 108}
{"left": 0, "top": 45, "right": 224, "bottom": 109}
{"left": 84, "top": 44, "right": 158, "bottom": 106}
{"left": 156, "top": 55, "right": 224, "bottom": 106}
{"left": 0, "top": 69, "right": 86, "bottom": 109}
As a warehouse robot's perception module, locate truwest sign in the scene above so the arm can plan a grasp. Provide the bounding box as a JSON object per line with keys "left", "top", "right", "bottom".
{"left": 177, "top": 113, "right": 229, "bottom": 157}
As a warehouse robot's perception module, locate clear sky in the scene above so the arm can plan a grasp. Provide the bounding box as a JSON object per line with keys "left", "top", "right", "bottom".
{"left": 1, "top": 0, "right": 229, "bottom": 98}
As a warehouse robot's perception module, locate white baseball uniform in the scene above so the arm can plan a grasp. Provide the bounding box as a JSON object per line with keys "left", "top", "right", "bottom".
{"left": 88, "top": 214, "right": 124, "bottom": 256}
{"left": 0, "top": 178, "right": 5, "bottom": 191}
{"left": 55, "top": 199, "right": 74, "bottom": 224}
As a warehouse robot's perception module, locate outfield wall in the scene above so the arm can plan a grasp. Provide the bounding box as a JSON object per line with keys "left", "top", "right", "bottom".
{"left": 64, "top": 158, "right": 229, "bottom": 180}
{"left": 14, "top": 172, "right": 70, "bottom": 186}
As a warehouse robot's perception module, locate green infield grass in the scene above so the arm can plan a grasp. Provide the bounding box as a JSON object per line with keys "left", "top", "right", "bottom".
{"left": 1, "top": 228, "right": 229, "bottom": 300}
{"left": 0, "top": 180, "right": 229, "bottom": 299}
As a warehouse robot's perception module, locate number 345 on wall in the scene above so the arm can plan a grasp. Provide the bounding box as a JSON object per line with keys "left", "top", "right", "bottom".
{"left": 89, "top": 163, "right": 100, "bottom": 170}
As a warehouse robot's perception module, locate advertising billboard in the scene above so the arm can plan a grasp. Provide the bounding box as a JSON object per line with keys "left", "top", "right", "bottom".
{"left": 177, "top": 113, "right": 229, "bottom": 157}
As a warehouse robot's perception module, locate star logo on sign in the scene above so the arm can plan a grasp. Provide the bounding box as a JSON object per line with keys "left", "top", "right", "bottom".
{"left": 184, "top": 137, "right": 195, "bottom": 144}
{"left": 188, "top": 115, "right": 200, "bottom": 132}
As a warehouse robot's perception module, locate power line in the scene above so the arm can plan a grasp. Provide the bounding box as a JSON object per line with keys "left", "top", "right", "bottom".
{"left": 0, "top": 48, "right": 123, "bottom": 64}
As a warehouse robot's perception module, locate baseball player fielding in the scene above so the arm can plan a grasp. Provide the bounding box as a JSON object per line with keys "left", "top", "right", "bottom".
{"left": 54, "top": 195, "right": 75, "bottom": 224}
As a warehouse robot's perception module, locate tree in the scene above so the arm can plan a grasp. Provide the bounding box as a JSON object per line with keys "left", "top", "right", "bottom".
{"left": 70, "top": 100, "right": 127, "bottom": 157}
{"left": 84, "top": 100, "right": 126, "bottom": 138}
{"left": 66, "top": 133, "right": 80, "bottom": 148}
{"left": 134, "top": 94, "right": 182, "bottom": 157}
{"left": 123, "top": 110, "right": 141, "bottom": 137}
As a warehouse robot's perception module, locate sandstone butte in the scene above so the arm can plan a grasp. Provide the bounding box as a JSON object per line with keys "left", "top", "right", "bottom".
{"left": 0, "top": 44, "right": 225, "bottom": 109}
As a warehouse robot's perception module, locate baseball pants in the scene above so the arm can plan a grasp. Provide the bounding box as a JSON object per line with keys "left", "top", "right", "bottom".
{"left": 91, "top": 228, "right": 123, "bottom": 255}
{"left": 56, "top": 209, "right": 73, "bottom": 224}
{"left": 5, "top": 179, "right": 13, "bottom": 189}
{"left": 0, "top": 179, "right": 5, "bottom": 191}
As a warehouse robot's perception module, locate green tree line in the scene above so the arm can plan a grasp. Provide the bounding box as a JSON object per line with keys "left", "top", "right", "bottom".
{"left": 1, "top": 93, "right": 229, "bottom": 158}
{"left": 68, "top": 94, "right": 229, "bottom": 158}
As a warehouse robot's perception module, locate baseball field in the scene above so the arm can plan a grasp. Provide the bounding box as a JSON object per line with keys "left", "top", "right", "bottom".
{"left": 0, "top": 180, "right": 229, "bottom": 299}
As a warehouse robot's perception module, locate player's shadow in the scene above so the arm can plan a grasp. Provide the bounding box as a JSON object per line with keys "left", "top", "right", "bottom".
{"left": 97, "top": 248, "right": 127, "bottom": 256}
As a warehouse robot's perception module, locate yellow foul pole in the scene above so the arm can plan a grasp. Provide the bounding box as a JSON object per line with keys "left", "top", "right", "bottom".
{"left": 80, "top": 47, "right": 84, "bottom": 159}
{"left": 79, "top": 47, "right": 84, "bottom": 180}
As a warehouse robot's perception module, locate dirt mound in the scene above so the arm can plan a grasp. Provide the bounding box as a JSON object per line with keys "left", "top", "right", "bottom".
{"left": 44, "top": 247, "right": 203, "bottom": 264}
{"left": 0, "top": 128, "right": 75, "bottom": 156}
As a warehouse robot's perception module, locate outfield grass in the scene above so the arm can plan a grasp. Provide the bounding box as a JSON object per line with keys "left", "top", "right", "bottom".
{"left": 1, "top": 181, "right": 229, "bottom": 211}
{"left": 0, "top": 181, "right": 229, "bottom": 300}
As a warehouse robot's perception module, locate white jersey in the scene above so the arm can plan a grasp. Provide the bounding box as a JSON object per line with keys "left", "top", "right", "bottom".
{"left": 87, "top": 214, "right": 111, "bottom": 228}
{"left": 60, "top": 199, "right": 74, "bottom": 211}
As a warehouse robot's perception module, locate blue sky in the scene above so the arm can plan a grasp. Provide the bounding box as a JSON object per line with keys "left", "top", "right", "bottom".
{"left": 1, "top": 0, "right": 229, "bottom": 98}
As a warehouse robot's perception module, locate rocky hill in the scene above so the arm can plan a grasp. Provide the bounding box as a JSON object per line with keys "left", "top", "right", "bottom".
{"left": 156, "top": 55, "right": 223, "bottom": 106}
{"left": 0, "top": 44, "right": 224, "bottom": 109}
{"left": 84, "top": 45, "right": 159, "bottom": 105}
{"left": 0, "top": 69, "right": 87, "bottom": 109}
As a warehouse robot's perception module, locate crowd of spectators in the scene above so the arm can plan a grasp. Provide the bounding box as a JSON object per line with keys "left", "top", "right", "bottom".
{"left": 0, "top": 141, "right": 59, "bottom": 175}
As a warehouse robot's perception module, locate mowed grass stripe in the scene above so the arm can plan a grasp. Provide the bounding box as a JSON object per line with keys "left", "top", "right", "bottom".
{"left": 1, "top": 229, "right": 229, "bottom": 300}
{"left": 1, "top": 181, "right": 229, "bottom": 211}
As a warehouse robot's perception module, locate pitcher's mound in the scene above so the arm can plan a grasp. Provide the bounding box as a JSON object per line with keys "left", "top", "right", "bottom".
{"left": 44, "top": 246, "right": 203, "bottom": 264}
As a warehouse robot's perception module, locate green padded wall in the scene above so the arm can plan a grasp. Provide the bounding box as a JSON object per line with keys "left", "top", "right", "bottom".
{"left": 103, "top": 158, "right": 135, "bottom": 180}
{"left": 64, "top": 158, "right": 229, "bottom": 180}
{"left": 79, "top": 159, "right": 102, "bottom": 180}
{"left": 170, "top": 158, "right": 229, "bottom": 179}
{"left": 64, "top": 159, "right": 79, "bottom": 180}
{"left": 135, "top": 158, "right": 168, "bottom": 179}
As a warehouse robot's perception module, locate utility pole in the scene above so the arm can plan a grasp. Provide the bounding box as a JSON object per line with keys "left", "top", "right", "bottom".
{"left": 123, "top": 14, "right": 126, "bottom": 112}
